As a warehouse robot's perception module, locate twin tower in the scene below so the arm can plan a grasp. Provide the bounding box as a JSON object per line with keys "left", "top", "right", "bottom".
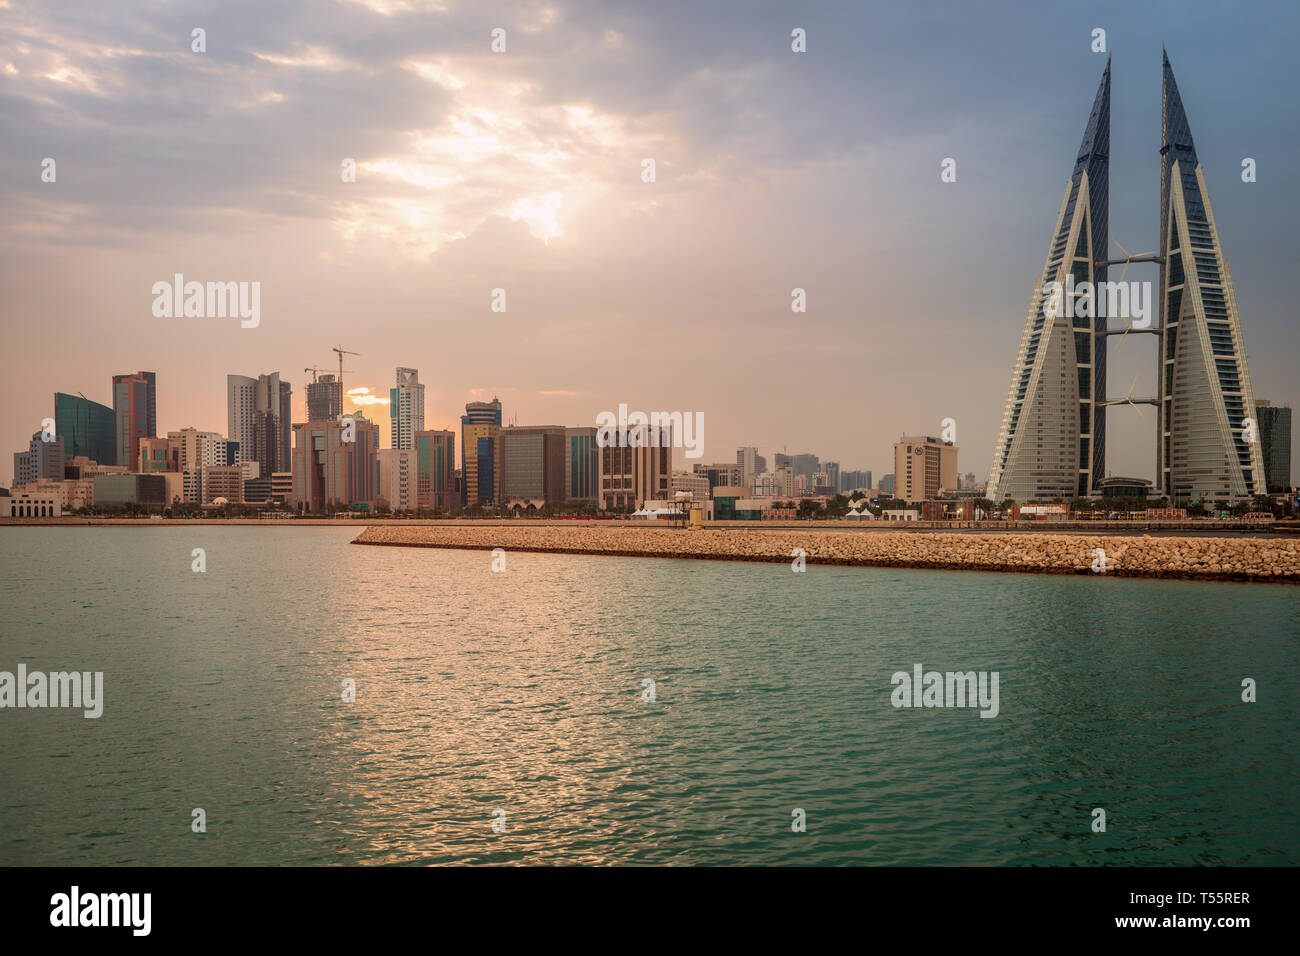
{"left": 987, "top": 51, "right": 1265, "bottom": 503}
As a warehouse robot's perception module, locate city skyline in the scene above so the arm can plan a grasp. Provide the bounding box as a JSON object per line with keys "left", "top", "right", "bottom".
{"left": 3, "top": 2, "right": 1298, "bottom": 491}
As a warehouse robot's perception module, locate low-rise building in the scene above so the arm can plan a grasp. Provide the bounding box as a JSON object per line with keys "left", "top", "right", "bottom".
{"left": 5, "top": 490, "right": 62, "bottom": 517}
{"left": 92, "top": 474, "right": 167, "bottom": 512}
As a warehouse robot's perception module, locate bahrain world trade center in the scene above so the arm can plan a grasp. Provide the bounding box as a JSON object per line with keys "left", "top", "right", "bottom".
{"left": 986, "top": 51, "right": 1266, "bottom": 503}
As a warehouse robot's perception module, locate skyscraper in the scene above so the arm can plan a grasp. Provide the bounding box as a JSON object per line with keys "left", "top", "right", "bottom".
{"left": 736, "top": 446, "right": 759, "bottom": 488}
{"left": 1255, "top": 401, "right": 1292, "bottom": 493}
{"left": 228, "top": 373, "right": 291, "bottom": 478}
{"left": 112, "top": 371, "right": 157, "bottom": 468}
{"left": 989, "top": 53, "right": 1266, "bottom": 504}
{"left": 461, "top": 397, "right": 502, "bottom": 507}
{"left": 389, "top": 368, "right": 425, "bottom": 451}
{"left": 291, "top": 418, "right": 379, "bottom": 511}
{"left": 307, "top": 374, "right": 342, "bottom": 423}
{"left": 54, "top": 392, "right": 116, "bottom": 464}
{"left": 823, "top": 461, "right": 840, "bottom": 493}
{"left": 415, "top": 429, "right": 457, "bottom": 512}
{"left": 1156, "top": 50, "right": 1265, "bottom": 502}
{"left": 988, "top": 58, "right": 1109, "bottom": 502}
{"left": 500, "top": 425, "right": 566, "bottom": 504}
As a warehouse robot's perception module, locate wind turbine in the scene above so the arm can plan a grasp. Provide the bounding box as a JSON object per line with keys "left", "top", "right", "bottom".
{"left": 1120, "top": 372, "right": 1145, "bottom": 420}
{"left": 1109, "top": 238, "right": 1157, "bottom": 347}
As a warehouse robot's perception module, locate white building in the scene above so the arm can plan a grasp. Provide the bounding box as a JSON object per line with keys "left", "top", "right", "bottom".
{"left": 390, "top": 368, "right": 425, "bottom": 451}
{"left": 378, "top": 448, "right": 416, "bottom": 511}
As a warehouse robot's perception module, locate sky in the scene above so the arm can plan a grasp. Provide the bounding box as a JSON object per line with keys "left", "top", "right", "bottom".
{"left": 2, "top": 0, "right": 1297, "bottom": 488}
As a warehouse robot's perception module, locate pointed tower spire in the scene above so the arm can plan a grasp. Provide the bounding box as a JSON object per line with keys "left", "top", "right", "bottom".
{"left": 986, "top": 60, "right": 1110, "bottom": 502}
{"left": 1161, "top": 48, "right": 1198, "bottom": 166}
{"left": 1156, "top": 49, "right": 1265, "bottom": 500}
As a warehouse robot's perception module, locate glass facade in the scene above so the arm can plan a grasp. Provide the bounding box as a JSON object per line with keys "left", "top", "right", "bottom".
{"left": 55, "top": 392, "right": 116, "bottom": 465}
{"left": 112, "top": 371, "right": 157, "bottom": 468}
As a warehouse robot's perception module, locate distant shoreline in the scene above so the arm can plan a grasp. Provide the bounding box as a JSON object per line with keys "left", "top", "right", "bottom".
{"left": 1, "top": 516, "right": 1295, "bottom": 539}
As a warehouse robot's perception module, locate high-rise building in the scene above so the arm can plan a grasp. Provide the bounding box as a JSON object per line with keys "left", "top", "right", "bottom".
{"left": 736, "top": 446, "right": 759, "bottom": 488}
{"left": 601, "top": 426, "right": 672, "bottom": 511}
{"left": 792, "top": 453, "right": 820, "bottom": 478}
{"left": 389, "top": 368, "right": 425, "bottom": 451}
{"left": 415, "top": 429, "right": 457, "bottom": 512}
{"left": 377, "top": 448, "right": 417, "bottom": 511}
{"left": 823, "top": 461, "right": 840, "bottom": 492}
{"left": 14, "top": 431, "right": 65, "bottom": 486}
{"left": 565, "top": 426, "right": 599, "bottom": 503}
{"left": 880, "top": 473, "right": 895, "bottom": 496}
{"left": 500, "top": 425, "right": 566, "bottom": 504}
{"left": 54, "top": 392, "right": 116, "bottom": 464}
{"left": 228, "top": 373, "right": 291, "bottom": 478}
{"left": 988, "top": 59, "right": 1109, "bottom": 502}
{"left": 112, "top": 371, "right": 157, "bottom": 468}
{"left": 840, "top": 469, "right": 870, "bottom": 492}
{"left": 774, "top": 466, "right": 794, "bottom": 498}
{"left": 895, "top": 436, "right": 958, "bottom": 503}
{"left": 1157, "top": 51, "right": 1265, "bottom": 502}
{"left": 1255, "top": 401, "right": 1292, "bottom": 492}
{"left": 773, "top": 452, "right": 792, "bottom": 472}
{"left": 306, "top": 374, "right": 342, "bottom": 423}
{"left": 989, "top": 54, "right": 1266, "bottom": 503}
{"left": 461, "top": 398, "right": 502, "bottom": 507}
{"left": 351, "top": 409, "right": 381, "bottom": 452}
{"left": 291, "top": 418, "right": 379, "bottom": 511}
{"left": 168, "top": 428, "right": 225, "bottom": 472}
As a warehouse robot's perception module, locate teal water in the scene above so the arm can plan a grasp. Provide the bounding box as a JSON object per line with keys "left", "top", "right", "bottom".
{"left": 1, "top": 527, "right": 1296, "bottom": 866}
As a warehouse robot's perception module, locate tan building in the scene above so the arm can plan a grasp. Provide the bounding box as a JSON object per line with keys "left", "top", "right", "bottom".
{"left": 139, "top": 435, "right": 182, "bottom": 473}
{"left": 599, "top": 427, "right": 672, "bottom": 511}
{"left": 670, "top": 471, "right": 710, "bottom": 500}
{"left": 200, "top": 465, "right": 246, "bottom": 504}
{"left": 894, "top": 435, "right": 958, "bottom": 503}
{"left": 291, "top": 418, "right": 380, "bottom": 511}
{"left": 462, "top": 422, "right": 501, "bottom": 507}
{"left": 168, "top": 427, "right": 225, "bottom": 472}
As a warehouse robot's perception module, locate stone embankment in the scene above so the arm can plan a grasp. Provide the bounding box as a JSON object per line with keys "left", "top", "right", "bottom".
{"left": 353, "top": 525, "right": 1300, "bottom": 582}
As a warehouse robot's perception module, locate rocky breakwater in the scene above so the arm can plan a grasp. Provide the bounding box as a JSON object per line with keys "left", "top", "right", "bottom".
{"left": 353, "top": 526, "right": 1300, "bottom": 582}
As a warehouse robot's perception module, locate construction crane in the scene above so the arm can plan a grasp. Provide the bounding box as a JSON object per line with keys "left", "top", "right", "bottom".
{"left": 331, "top": 344, "right": 360, "bottom": 389}
{"left": 304, "top": 365, "right": 353, "bottom": 383}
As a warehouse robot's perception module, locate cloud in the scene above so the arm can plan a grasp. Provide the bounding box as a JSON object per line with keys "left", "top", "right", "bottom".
{"left": 347, "top": 387, "right": 390, "bottom": 406}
